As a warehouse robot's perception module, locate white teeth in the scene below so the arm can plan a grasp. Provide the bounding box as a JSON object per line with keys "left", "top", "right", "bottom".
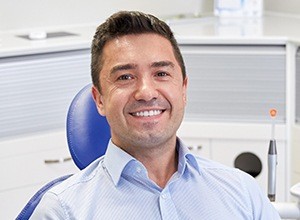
{"left": 134, "top": 110, "right": 162, "bottom": 117}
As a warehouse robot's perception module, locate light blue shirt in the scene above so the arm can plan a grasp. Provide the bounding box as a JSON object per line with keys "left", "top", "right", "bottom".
{"left": 31, "top": 138, "right": 280, "bottom": 219}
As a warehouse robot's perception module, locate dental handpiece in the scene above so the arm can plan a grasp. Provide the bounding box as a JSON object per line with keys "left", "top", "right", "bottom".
{"left": 268, "top": 139, "right": 277, "bottom": 202}
{"left": 268, "top": 109, "right": 278, "bottom": 202}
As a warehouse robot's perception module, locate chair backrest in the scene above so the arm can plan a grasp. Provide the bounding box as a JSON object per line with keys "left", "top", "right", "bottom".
{"left": 66, "top": 83, "right": 111, "bottom": 170}
{"left": 16, "top": 84, "right": 111, "bottom": 219}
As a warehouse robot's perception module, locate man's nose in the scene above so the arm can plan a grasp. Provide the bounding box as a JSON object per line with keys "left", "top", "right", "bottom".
{"left": 134, "top": 77, "right": 159, "bottom": 102}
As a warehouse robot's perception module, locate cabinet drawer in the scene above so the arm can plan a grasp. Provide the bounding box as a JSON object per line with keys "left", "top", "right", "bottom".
{"left": 0, "top": 147, "right": 78, "bottom": 191}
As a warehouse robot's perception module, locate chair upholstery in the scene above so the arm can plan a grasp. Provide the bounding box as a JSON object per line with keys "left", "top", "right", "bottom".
{"left": 16, "top": 84, "right": 111, "bottom": 219}
{"left": 66, "top": 83, "right": 111, "bottom": 170}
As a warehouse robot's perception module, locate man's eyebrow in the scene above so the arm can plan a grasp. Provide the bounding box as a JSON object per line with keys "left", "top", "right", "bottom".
{"left": 151, "top": 61, "right": 175, "bottom": 69}
{"left": 110, "top": 63, "right": 137, "bottom": 74}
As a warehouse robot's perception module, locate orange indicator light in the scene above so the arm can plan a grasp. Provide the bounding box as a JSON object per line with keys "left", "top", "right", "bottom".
{"left": 270, "top": 109, "right": 277, "bottom": 118}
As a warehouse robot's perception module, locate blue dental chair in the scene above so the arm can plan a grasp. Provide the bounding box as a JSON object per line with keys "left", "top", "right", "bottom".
{"left": 16, "top": 84, "right": 111, "bottom": 219}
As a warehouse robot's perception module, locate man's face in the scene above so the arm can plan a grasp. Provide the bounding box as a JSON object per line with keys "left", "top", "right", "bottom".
{"left": 92, "top": 33, "right": 187, "bottom": 151}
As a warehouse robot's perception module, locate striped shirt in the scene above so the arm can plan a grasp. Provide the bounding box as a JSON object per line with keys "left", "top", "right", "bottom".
{"left": 31, "top": 138, "right": 280, "bottom": 219}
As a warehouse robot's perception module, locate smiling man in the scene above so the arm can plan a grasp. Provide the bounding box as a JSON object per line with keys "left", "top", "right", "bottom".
{"left": 31, "top": 11, "right": 280, "bottom": 219}
{"left": 92, "top": 32, "right": 187, "bottom": 188}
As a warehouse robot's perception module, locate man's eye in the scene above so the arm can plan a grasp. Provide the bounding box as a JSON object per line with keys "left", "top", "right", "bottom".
{"left": 156, "top": 72, "right": 168, "bottom": 77}
{"left": 117, "top": 74, "right": 133, "bottom": 80}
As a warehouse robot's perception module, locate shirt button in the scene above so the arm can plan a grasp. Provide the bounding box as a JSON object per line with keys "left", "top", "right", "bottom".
{"left": 161, "top": 194, "right": 167, "bottom": 199}
{"left": 136, "top": 166, "right": 142, "bottom": 173}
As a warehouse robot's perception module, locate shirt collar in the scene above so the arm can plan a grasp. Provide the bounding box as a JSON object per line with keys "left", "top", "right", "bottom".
{"left": 176, "top": 137, "right": 201, "bottom": 175}
{"left": 103, "top": 140, "right": 136, "bottom": 186}
{"left": 103, "top": 138, "right": 201, "bottom": 186}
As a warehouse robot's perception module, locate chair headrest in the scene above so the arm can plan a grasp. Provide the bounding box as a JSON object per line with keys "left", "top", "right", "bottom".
{"left": 66, "top": 84, "right": 111, "bottom": 170}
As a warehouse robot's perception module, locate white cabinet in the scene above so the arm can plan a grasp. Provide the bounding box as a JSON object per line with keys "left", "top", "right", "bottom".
{"left": 0, "top": 49, "right": 91, "bottom": 139}
{"left": 0, "top": 130, "right": 79, "bottom": 219}
{"left": 177, "top": 42, "right": 300, "bottom": 202}
{"left": 211, "top": 139, "right": 286, "bottom": 201}
{"left": 179, "top": 44, "right": 286, "bottom": 123}
{"left": 179, "top": 133, "right": 288, "bottom": 202}
{"left": 0, "top": 48, "right": 91, "bottom": 219}
{"left": 178, "top": 121, "right": 288, "bottom": 201}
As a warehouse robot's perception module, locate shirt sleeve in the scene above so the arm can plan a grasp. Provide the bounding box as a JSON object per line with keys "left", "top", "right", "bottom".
{"left": 29, "top": 192, "right": 67, "bottom": 220}
{"left": 241, "top": 172, "right": 281, "bottom": 220}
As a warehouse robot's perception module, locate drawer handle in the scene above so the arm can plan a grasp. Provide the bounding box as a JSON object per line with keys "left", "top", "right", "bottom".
{"left": 44, "top": 157, "right": 72, "bottom": 164}
{"left": 187, "top": 145, "right": 203, "bottom": 150}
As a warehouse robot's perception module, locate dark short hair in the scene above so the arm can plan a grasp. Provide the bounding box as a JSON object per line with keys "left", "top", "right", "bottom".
{"left": 91, "top": 11, "right": 186, "bottom": 92}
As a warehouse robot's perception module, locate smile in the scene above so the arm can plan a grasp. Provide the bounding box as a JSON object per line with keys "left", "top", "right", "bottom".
{"left": 131, "top": 110, "right": 163, "bottom": 117}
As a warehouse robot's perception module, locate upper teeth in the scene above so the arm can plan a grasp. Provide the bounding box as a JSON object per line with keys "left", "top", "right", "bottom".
{"left": 134, "top": 110, "right": 162, "bottom": 117}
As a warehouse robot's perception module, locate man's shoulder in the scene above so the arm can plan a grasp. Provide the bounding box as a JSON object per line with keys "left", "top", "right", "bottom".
{"left": 193, "top": 154, "right": 253, "bottom": 185}
{"left": 48, "top": 157, "right": 105, "bottom": 195}
{"left": 194, "top": 155, "right": 239, "bottom": 172}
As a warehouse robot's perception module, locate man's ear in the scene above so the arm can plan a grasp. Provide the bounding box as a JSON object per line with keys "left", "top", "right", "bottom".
{"left": 91, "top": 85, "right": 106, "bottom": 116}
{"left": 183, "top": 77, "right": 188, "bottom": 105}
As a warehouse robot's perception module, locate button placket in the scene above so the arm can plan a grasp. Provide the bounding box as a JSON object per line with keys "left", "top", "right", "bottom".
{"left": 159, "top": 189, "right": 179, "bottom": 220}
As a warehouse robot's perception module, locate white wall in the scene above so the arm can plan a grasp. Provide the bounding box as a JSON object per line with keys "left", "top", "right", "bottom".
{"left": 0, "top": 0, "right": 201, "bottom": 31}
{"left": 189, "top": 0, "right": 300, "bottom": 16}
{"left": 0, "top": 0, "right": 299, "bottom": 31}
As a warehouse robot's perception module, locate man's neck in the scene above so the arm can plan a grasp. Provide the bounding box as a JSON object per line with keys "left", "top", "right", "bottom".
{"left": 134, "top": 144, "right": 178, "bottom": 188}
{"left": 115, "top": 137, "right": 179, "bottom": 188}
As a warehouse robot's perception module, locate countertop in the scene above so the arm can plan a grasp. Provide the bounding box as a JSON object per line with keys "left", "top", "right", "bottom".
{"left": 1, "top": 14, "right": 300, "bottom": 58}
{"left": 169, "top": 14, "right": 300, "bottom": 45}
{"left": 0, "top": 25, "right": 96, "bottom": 58}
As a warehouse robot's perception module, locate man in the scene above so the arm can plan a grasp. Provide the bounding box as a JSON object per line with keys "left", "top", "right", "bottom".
{"left": 31, "top": 11, "right": 280, "bottom": 219}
